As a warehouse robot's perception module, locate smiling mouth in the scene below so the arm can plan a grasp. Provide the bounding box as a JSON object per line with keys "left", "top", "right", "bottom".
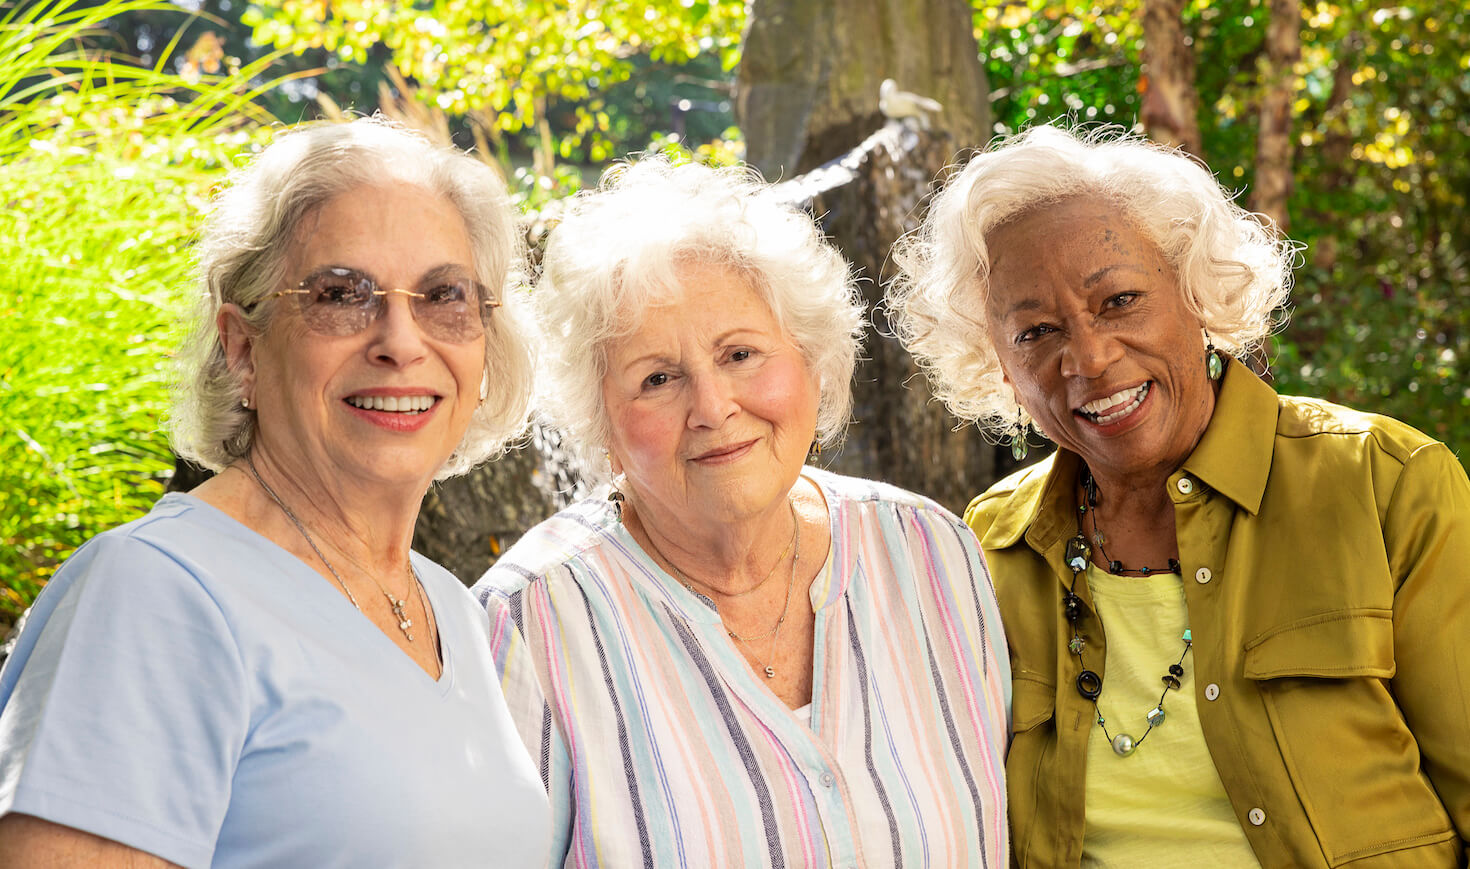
{"left": 693, "top": 440, "right": 755, "bottom": 462}
{"left": 1077, "top": 383, "right": 1149, "bottom": 425}
{"left": 345, "top": 395, "right": 438, "bottom": 414}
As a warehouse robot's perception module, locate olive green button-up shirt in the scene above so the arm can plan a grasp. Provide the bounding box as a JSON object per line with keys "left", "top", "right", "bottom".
{"left": 967, "top": 360, "right": 1470, "bottom": 868}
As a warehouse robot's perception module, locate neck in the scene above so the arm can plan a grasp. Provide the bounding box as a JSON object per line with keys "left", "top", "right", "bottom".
{"left": 1084, "top": 465, "right": 1176, "bottom": 525}
{"left": 626, "top": 488, "right": 800, "bottom": 597}
{"left": 1078, "top": 461, "right": 1180, "bottom": 573}
{"left": 197, "top": 449, "right": 425, "bottom": 580}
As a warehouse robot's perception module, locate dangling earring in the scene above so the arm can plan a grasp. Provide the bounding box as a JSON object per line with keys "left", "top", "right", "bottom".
{"left": 479, "top": 371, "right": 490, "bottom": 403}
{"left": 1204, "top": 331, "right": 1224, "bottom": 381}
{"left": 605, "top": 454, "right": 625, "bottom": 521}
{"left": 1010, "top": 407, "right": 1029, "bottom": 461}
{"left": 807, "top": 439, "right": 822, "bottom": 464}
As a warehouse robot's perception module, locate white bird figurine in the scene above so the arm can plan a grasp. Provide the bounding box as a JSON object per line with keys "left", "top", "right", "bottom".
{"left": 879, "top": 79, "right": 942, "bottom": 129}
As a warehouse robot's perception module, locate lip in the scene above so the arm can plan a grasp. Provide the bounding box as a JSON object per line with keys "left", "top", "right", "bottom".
{"left": 1073, "top": 381, "right": 1153, "bottom": 435}
{"left": 341, "top": 387, "right": 444, "bottom": 432}
{"left": 689, "top": 439, "right": 757, "bottom": 464}
{"left": 345, "top": 387, "right": 443, "bottom": 398}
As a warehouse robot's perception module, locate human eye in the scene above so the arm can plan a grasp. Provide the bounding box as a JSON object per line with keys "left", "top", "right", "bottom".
{"left": 1016, "top": 323, "right": 1056, "bottom": 344}
{"left": 307, "top": 269, "right": 372, "bottom": 306}
{"left": 727, "top": 347, "right": 758, "bottom": 364}
{"left": 424, "top": 277, "right": 474, "bottom": 306}
{"left": 642, "top": 371, "right": 671, "bottom": 389}
{"left": 1105, "top": 292, "right": 1139, "bottom": 310}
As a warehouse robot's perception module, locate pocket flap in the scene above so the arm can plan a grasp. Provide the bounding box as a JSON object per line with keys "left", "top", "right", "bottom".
{"left": 1242, "top": 608, "right": 1394, "bottom": 680}
{"left": 1010, "top": 671, "right": 1056, "bottom": 732}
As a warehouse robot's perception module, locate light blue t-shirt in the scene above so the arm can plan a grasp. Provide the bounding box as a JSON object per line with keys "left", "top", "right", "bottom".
{"left": 0, "top": 493, "right": 550, "bottom": 868}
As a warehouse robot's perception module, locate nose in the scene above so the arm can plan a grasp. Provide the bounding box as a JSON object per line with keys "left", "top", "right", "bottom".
{"left": 1060, "top": 323, "right": 1123, "bottom": 379}
{"left": 365, "top": 293, "right": 429, "bottom": 367}
{"left": 687, "top": 370, "right": 739, "bottom": 429}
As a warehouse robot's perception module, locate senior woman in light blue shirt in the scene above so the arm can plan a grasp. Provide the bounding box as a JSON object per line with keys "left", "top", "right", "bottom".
{"left": 0, "top": 117, "right": 548, "bottom": 867}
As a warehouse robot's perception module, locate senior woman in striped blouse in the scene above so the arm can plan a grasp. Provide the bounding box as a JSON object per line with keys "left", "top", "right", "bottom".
{"left": 474, "top": 156, "right": 1010, "bottom": 867}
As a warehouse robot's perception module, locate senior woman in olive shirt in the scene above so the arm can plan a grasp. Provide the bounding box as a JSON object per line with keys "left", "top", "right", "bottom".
{"left": 889, "top": 124, "right": 1470, "bottom": 867}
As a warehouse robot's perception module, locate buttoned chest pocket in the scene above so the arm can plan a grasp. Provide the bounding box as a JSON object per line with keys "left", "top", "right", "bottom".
{"left": 1243, "top": 609, "right": 1458, "bottom": 866}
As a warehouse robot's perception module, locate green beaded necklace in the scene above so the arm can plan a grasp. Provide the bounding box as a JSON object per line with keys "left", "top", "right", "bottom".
{"left": 1062, "top": 465, "right": 1193, "bottom": 757}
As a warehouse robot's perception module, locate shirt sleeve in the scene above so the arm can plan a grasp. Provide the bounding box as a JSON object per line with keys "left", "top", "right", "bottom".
{"left": 1384, "top": 442, "right": 1470, "bottom": 858}
{"left": 0, "top": 532, "right": 249, "bottom": 868}
{"left": 481, "top": 576, "right": 574, "bottom": 869}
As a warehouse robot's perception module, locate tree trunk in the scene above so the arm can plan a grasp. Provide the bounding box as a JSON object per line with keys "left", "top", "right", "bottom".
{"left": 1304, "top": 29, "right": 1358, "bottom": 272}
{"left": 410, "top": 425, "right": 571, "bottom": 582}
{"left": 1250, "top": 0, "right": 1301, "bottom": 231}
{"left": 738, "top": 0, "right": 1026, "bottom": 513}
{"left": 736, "top": 0, "right": 991, "bottom": 180}
{"left": 1140, "top": 0, "right": 1202, "bottom": 156}
{"left": 769, "top": 127, "right": 1032, "bottom": 514}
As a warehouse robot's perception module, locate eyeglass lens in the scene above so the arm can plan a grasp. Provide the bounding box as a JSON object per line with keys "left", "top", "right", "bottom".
{"left": 290, "top": 267, "right": 491, "bottom": 343}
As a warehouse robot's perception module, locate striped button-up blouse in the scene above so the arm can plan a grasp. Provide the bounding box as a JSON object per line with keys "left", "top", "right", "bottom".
{"left": 475, "top": 469, "right": 1011, "bottom": 868}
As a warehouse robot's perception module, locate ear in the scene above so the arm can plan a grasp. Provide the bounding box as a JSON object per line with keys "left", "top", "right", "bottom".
{"left": 218, "top": 303, "right": 258, "bottom": 403}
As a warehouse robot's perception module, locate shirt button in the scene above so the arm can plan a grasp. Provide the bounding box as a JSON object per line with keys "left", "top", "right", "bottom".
{"left": 1195, "top": 567, "right": 1213, "bottom": 584}
{"left": 1204, "top": 683, "right": 1220, "bottom": 701}
{"left": 1248, "top": 807, "right": 1266, "bottom": 826}
{"left": 1176, "top": 477, "right": 1194, "bottom": 494}
{"left": 819, "top": 772, "right": 835, "bottom": 787}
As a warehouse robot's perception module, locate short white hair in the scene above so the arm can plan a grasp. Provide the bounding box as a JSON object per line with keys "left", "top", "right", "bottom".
{"left": 888, "top": 123, "right": 1297, "bottom": 436}
{"left": 532, "top": 156, "right": 865, "bottom": 481}
{"left": 170, "top": 116, "right": 535, "bottom": 478}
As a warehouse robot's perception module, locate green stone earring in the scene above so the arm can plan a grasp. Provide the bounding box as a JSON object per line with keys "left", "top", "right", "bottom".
{"left": 1204, "top": 332, "right": 1224, "bottom": 381}
{"left": 1010, "top": 407, "right": 1029, "bottom": 461}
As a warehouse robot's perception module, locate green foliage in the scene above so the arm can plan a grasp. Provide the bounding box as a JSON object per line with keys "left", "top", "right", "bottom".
{"left": 0, "top": 0, "right": 274, "bottom": 624}
{"left": 976, "top": 0, "right": 1144, "bottom": 135}
{"left": 244, "top": 0, "right": 745, "bottom": 160}
{"left": 1267, "top": 3, "right": 1469, "bottom": 450}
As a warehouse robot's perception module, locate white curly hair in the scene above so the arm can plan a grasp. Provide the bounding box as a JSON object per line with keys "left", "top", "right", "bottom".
{"left": 887, "top": 123, "right": 1297, "bottom": 438}
{"left": 169, "top": 116, "right": 535, "bottom": 478}
{"left": 532, "top": 155, "right": 866, "bottom": 483}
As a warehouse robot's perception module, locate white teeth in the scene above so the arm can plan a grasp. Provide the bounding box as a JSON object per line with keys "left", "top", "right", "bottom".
{"left": 1079, "top": 383, "right": 1149, "bottom": 424}
{"left": 346, "top": 395, "right": 435, "bottom": 413}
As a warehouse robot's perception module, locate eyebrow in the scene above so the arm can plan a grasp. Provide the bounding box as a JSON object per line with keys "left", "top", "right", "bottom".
{"left": 304, "top": 263, "right": 474, "bottom": 285}
{"left": 1083, "top": 263, "right": 1149, "bottom": 288}
{"left": 612, "top": 327, "right": 767, "bottom": 375}
{"left": 1001, "top": 298, "right": 1044, "bottom": 318}
{"left": 417, "top": 263, "right": 476, "bottom": 285}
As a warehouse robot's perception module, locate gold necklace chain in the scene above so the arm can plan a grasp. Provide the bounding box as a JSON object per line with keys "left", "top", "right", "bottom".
{"left": 670, "top": 501, "right": 798, "bottom": 600}
{"left": 245, "top": 454, "right": 424, "bottom": 643}
{"left": 644, "top": 499, "right": 801, "bottom": 679}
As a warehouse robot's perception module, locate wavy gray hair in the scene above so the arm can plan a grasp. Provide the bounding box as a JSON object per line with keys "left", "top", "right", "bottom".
{"left": 533, "top": 155, "right": 865, "bottom": 482}
{"left": 169, "top": 116, "right": 534, "bottom": 478}
{"left": 888, "top": 124, "right": 1297, "bottom": 438}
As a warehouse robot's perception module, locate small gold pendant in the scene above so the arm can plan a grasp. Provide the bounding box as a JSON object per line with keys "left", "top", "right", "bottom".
{"left": 764, "top": 666, "right": 776, "bottom": 678}
{"left": 388, "top": 595, "right": 414, "bottom": 641}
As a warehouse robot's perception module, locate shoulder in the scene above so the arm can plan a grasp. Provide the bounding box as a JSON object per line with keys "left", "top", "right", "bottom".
{"left": 471, "top": 496, "right": 621, "bottom": 604}
{"left": 808, "top": 467, "right": 965, "bottom": 529}
{"left": 45, "top": 494, "right": 238, "bottom": 602}
{"left": 1275, "top": 393, "right": 1442, "bottom": 465}
{"left": 963, "top": 454, "right": 1057, "bottom": 540}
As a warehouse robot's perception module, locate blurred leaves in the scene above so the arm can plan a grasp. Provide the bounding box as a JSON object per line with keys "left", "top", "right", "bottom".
{"left": 0, "top": 0, "right": 276, "bottom": 625}
{"left": 244, "top": 0, "right": 745, "bottom": 161}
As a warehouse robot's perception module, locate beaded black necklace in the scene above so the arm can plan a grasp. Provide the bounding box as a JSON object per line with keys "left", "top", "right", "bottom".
{"left": 1080, "top": 467, "right": 1181, "bottom": 576}
{"left": 1063, "top": 465, "right": 1192, "bottom": 757}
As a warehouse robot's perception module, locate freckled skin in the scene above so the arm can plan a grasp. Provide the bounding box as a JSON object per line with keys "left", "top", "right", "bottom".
{"left": 983, "top": 196, "right": 1218, "bottom": 490}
